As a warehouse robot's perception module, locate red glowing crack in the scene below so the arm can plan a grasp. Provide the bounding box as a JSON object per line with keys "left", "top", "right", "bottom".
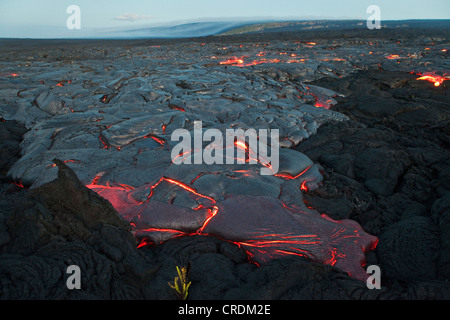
{"left": 87, "top": 171, "right": 377, "bottom": 281}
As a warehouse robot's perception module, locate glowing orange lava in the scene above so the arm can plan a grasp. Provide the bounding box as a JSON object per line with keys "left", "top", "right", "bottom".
{"left": 219, "top": 57, "right": 245, "bottom": 65}
{"left": 218, "top": 56, "right": 285, "bottom": 67}
{"left": 275, "top": 165, "right": 312, "bottom": 180}
{"left": 48, "top": 159, "right": 80, "bottom": 168}
{"left": 416, "top": 72, "right": 448, "bottom": 87}
{"left": 163, "top": 177, "right": 217, "bottom": 204}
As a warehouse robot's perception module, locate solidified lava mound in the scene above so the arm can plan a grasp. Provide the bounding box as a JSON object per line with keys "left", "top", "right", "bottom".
{"left": 298, "top": 69, "right": 450, "bottom": 296}
{"left": 0, "top": 28, "right": 449, "bottom": 299}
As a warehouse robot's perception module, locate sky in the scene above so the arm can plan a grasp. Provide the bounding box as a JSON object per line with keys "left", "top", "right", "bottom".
{"left": 0, "top": 0, "right": 449, "bottom": 38}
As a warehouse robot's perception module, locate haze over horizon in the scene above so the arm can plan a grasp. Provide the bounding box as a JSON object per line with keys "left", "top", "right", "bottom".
{"left": 0, "top": 0, "right": 449, "bottom": 38}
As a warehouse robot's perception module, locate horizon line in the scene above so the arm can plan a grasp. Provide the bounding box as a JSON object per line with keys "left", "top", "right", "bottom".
{"left": 1, "top": 18, "right": 449, "bottom": 40}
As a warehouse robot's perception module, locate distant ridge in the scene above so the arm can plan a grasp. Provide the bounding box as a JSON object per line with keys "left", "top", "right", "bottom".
{"left": 219, "top": 19, "right": 450, "bottom": 36}
{"left": 2, "top": 19, "right": 449, "bottom": 40}
{"left": 99, "top": 19, "right": 450, "bottom": 39}
{"left": 98, "top": 21, "right": 262, "bottom": 39}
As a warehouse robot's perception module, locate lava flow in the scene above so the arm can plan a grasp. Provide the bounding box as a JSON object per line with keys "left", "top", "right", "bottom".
{"left": 87, "top": 166, "right": 378, "bottom": 281}
{"left": 219, "top": 57, "right": 245, "bottom": 65}
{"left": 219, "top": 56, "right": 291, "bottom": 67}
{"left": 415, "top": 72, "right": 448, "bottom": 86}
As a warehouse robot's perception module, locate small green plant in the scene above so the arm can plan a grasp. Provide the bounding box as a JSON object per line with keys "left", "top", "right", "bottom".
{"left": 168, "top": 265, "right": 191, "bottom": 300}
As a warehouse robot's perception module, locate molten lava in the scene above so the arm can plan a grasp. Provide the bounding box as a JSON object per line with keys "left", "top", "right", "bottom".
{"left": 219, "top": 57, "right": 245, "bottom": 65}
{"left": 219, "top": 56, "right": 294, "bottom": 67}
{"left": 386, "top": 54, "right": 402, "bottom": 60}
{"left": 87, "top": 165, "right": 377, "bottom": 281}
{"left": 416, "top": 72, "right": 448, "bottom": 87}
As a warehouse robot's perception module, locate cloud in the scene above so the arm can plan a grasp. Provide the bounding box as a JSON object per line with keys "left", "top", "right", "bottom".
{"left": 115, "top": 13, "right": 154, "bottom": 21}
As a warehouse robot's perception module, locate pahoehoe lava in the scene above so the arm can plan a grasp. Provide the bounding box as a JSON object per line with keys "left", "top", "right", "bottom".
{"left": 0, "top": 24, "right": 449, "bottom": 299}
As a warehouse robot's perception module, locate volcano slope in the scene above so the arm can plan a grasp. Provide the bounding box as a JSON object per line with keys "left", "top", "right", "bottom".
{"left": 0, "top": 27, "right": 449, "bottom": 299}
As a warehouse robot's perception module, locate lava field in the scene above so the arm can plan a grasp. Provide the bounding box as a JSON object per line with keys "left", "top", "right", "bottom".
{"left": 0, "top": 27, "right": 449, "bottom": 300}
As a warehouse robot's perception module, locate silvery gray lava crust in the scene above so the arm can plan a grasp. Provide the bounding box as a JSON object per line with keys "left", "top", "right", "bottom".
{"left": 0, "top": 38, "right": 377, "bottom": 278}
{"left": 3, "top": 41, "right": 351, "bottom": 188}
{"left": 0, "top": 27, "right": 449, "bottom": 299}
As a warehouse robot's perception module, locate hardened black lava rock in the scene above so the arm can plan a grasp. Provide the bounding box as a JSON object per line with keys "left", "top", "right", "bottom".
{"left": 298, "top": 69, "right": 450, "bottom": 298}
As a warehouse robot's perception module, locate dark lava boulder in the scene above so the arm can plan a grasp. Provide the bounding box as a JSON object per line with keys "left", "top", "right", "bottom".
{"left": 353, "top": 146, "right": 410, "bottom": 196}
{"left": 0, "top": 119, "right": 27, "bottom": 178}
{"left": 0, "top": 160, "right": 158, "bottom": 299}
{"left": 373, "top": 208, "right": 440, "bottom": 282}
{"left": 432, "top": 195, "right": 450, "bottom": 278}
